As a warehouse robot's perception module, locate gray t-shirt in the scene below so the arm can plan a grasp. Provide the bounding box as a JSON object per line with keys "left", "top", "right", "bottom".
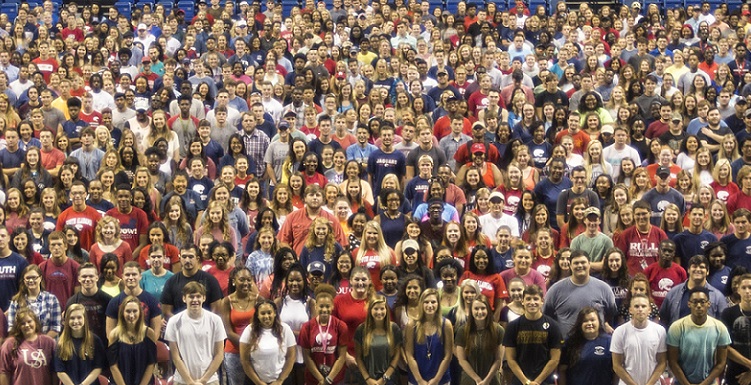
{"left": 264, "top": 140, "right": 290, "bottom": 185}
{"left": 543, "top": 277, "right": 617, "bottom": 336}
{"left": 354, "top": 322, "right": 403, "bottom": 379}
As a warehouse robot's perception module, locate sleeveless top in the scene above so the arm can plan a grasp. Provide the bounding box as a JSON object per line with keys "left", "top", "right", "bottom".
{"left": 379, "top": 212, "right": 406, "bottom": 249}
{"left": 278, "top": 295, "right": 309, "bottom": 363}
{"left": 225, "top": 301, "right": 255, "bottom": 354}
{"left": 410, "top": 320, "right": 451, "bottom": 385}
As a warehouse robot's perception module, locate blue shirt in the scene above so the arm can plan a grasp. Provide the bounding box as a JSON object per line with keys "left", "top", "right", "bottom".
{"left": 345, "top": 143, "right": 378, "bottom": 164}
{"left": 533, "top": 177, "right": 572, "bottom": 230}
{"left": 673, "top": 230, "right": 718, "bottom": 270}
{"left": 642, "top": 188, "right": 686, "bottom": 226}
{"left": 366, "top": 149, "right": 406, "bottom": 197}
{"left": 0, "top": 147, "right": 25, "bottom": 169}
{"left": 721, "top": 234, "right": 751, "bottom": 271}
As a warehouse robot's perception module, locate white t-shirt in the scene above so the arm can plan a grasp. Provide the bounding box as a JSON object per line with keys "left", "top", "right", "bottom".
{"left": 164, "top": 310, "right": 228, "bottom": 384}
{"left": 239, "top": 322, "right": 297, "bottom": 383}
{"left": 479, "top": 212, "right": 520, "bottom": 239}
{"left": 610, "top": 321, "right": 667, "bottom": 385}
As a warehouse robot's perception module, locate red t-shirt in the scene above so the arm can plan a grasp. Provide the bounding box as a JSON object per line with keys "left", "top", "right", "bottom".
{"left": 643, "top": 262, "right": 687, "bottom": 308}
{"left": 353, "top": 248, "right": 396, "bottom": 291}
{"left": 454, "top": 140, "right": 501, "bottom": 166}
{"left": 460, "top": 270, "right": 509, "bottom": 310}
{"left": 40, "top": 147, "right": 65, "bottom": 171}
{"left": 137, "top": 243, "right": 181, "bottom": 271}
{"left": 32, "top": 57, "right": 58, "bottom": 83}
{"left": 332, "top": 294, "right": 368, "bottom": 355}
{"left": 79, "top": 110, "right": 103, "bottom": 128}
{"left": 531, "top": 252, "right": 555, "bottom": 279}
{"left": 207, "top": 265, "right": 234, "bottom": 296}
{"left": 645, "top": 120, "right": 670, "bottom": 139}
{"left": 727, "top": 190, "right": 751, "bottom": 214}
{"left": 303, "top": 172, "right": 328, "bottom": 188}
{"left": 554, "top": 129, "right": 590, "bottom": 155}
{"left": 299, "top": 316, "right": 349, "bottom": 385}
{"left": 56, "top": 206, "right": 102, "bottom": 251}
{"left": 614, "top": 225, "right": 668, "bottom": 275}
{"left": 39, "top": 257, "right": 80, "bottom": 307}
{"left": 711, "top": 181, "right": 741, "bottom": 203}
{"left": 105, "top": 207, "right": 150, "bottom": 253}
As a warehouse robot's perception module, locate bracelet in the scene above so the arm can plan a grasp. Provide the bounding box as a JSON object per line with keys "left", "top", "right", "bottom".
{"left": 325, "top": 377, "right": 333, "bottom": 384}
{"left": 383, "top": 373, "right": 392, "bottom": 381}
{"left": 364, "top": 376, "right": 371, "bottom": 382}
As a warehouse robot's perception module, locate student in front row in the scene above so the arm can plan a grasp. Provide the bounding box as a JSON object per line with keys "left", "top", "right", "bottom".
{"left": 503, "top": 284, "right": 562, "bottom": 385}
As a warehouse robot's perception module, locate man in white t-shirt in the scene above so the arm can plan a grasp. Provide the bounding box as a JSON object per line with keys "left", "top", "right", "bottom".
{"left": 164, "top": 282, "right": 227, "bottom": 385}
{"left": 603, "top": 126, "right": 642, "bottom": 180}
{"left": 611, "top": 294, "right": 668, "bottom": 385}
{"left": 479, "top": 191, "right": 520, "bottom": 239}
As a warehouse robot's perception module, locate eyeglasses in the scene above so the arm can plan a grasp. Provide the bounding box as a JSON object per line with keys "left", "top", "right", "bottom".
{"left": 25, "top": 275, "right": 40, "bottom": 281}
{"left": 690, "top": 299, "right": 709, "bottom": 305}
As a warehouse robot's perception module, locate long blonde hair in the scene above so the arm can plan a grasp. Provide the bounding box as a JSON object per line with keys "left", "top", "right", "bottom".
{"left": 57, "top": 304, "right": 96, "bottom": 361}
{"left": 361, "top": 295, "right": 395, "bottom": 355}
{"left": 111, "top": 296, "right": 147, "bottom": 344}
{"left": 415, "top": 288, "right": 443, "bottom": 344}
{"left": 356, "top": 221, "right": 392, "bottom": 267}
{"left": 304, "top": 217, "right": 337, "bottom": 263}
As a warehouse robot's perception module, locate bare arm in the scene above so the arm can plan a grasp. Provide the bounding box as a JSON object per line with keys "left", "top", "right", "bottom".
{"left": 161, "top": 304, "right": 174, "bottom": 320}
{"left": 221, "top": 297, "right": 241, "bottom": 346}
{"left": 533, "top": 348, "right": 560, "bottom": 384}
{"left": 699, "top": 346, "right": 727, "bottom": 385}
{"left": 428, "top": 321, "right": 453, "bottom": 385}
{"left": 132, "top": 234, "right": 149, "bottom": 259}
{"left": 669, "top": 346, "right": 691, "bottom": 385}
{"left": 404, "top": 321, "right": 426, "bottom": 385}
{"left": 149, "top": 315, "right": 162, "bottom": 341}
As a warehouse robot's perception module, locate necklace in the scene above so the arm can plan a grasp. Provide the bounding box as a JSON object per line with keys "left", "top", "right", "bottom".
{"left": 425, "top": 333, "right": 432, "bottom": 360}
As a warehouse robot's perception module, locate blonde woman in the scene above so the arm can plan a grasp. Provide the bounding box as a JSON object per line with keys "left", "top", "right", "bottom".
{"left": 584, "top": 140, "right": 614, "bottom": 186}
{"left": 404, "top": 289, "right": 454, "bottom": 385}
{"left": 142, "top": 110, "right": 180, "bottom": 161}
{"left": 717, "top": 134, "right": 741, "bottom": 162}
{"left": 354, "top": 295, "right": 402, "bottom": 385}
{"left": 89, "top": 215, "right": 133, "bottom": 275}
{"left": 194, "top": 201, "right": 239, "bottom": 252}
{"left": 710, "top": 159, "right": 739, "bottom": 203}
{"left": 354, "top": 221, "right": 396, "bottom": 291}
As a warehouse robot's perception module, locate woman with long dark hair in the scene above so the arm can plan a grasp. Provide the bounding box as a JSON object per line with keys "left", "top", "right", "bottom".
{"left": 239, "top": 299, "right": 296, "bottom": 385}
{"left": 558, "top": 307, "right": 613, "bottom": 385}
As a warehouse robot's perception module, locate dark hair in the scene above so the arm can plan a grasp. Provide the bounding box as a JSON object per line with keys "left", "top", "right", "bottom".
{"left": 468, "top": 246, "right": 495, "bottom": 274}
{"left": 564, "top": 307, "right": 602, "bottom": 365}
{"left": 271, "top": 247, "right": 296, "bottom": 298}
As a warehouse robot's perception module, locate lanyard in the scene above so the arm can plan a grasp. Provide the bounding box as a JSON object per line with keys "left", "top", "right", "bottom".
{"left": 317, "top": 316, "right": 332, "bottom": 353}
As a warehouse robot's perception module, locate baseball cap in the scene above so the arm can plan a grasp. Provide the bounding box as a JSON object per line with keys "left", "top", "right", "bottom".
{"left": 671, "top": 113, "right": 683, "bottom": 123}
{"left": 236, "top": 19, "right": 248, "bottom": 27}
{"left": 142, "top": 56, "right": 151, "bottom": 64}
{"left": 403, "top": 239, "right": 420, "bottom": 254}
{"left": 489, "top": 191, "right": 505, "bottom": 203}
{"left": 656, "top": 166, "right": 671, "bottom": 179}
{"left": 135, "top": 99, "right": 149, "bottom": 112}
{"left": 584, "top": 206, "right": 600, "bottom": 217}
{"left": 284, "top": 110, "right": 297, "bottom": 118}
{"left": 744, "top": 108, "right": 751, "bottom": 118}
{"left": 308, "top": 261, "right": 326, "bottom": 275}
{"left": 472, "top": 122, "right": 486, "bottom": 131}
{"left": 437, "top": 69, "right": 448, "bottom": 76}
{"left": 631, "top": 1, "right": 641, "bottom": 9}
{"left": 137, "top": 23, "right": 148, "bottom": 31}
{"left": 601, "top": 125, "right": 614, "bottom": 135}
{"left": 737, "top": 96, "right": 747, "bottom": 105}
{"left": 278, "top": 121, "right": 290, "bottom": 130}
{"left": 471, "top": 143, "right": 485, "bottom": 154}
{"left": 122, "top": 31, "right": 134, "bottom": 38}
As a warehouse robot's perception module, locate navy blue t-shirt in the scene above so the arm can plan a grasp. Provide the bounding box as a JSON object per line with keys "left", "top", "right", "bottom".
{"left": 105, "top": 290, "right": 162, "bottom": 323}
{"left": 404, "top": 176, "right": 430, "bottom": 209}
{"left": 366, "top": 149, "right": 406, "bottom": 198}
{"left": 188, "top": 177, "right": 215, "bottom": 207}
{"left": 673, "top": 230, "right": 718, "bottom": 270}
{"left": 526, "top": 141, "right": 553, "bottom": 170}
{"left": 0, "top": 147, "right": 25, "bottom": 169}
{"left": 0, "top": 252, "right": 28, "bottom": 311}
{"left": 721, "top": 234, "right": 751, "bottom": 271}
{"left": 533, "top": 177, "right": 572, "bottom": 230}
{"left": 642, "top": 188, "right": 686, "bottom": 226}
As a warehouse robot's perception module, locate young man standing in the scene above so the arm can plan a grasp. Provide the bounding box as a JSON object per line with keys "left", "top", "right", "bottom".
{"left": 615, "top": 200, "right": 668, "bottom": 275}
{"left": 165, "top": 282, "right": 227, "bottom": 385}
{"left": 611, "top": 294, "right": 668, "bottom": 385}
{"left": 39, "top": 231, "right": 80, "bottom": 308}
{"left": 674, "top": 206, "right": 718, "bottom": 267}
{"left": 504, "top": 284, "right": 562, "bottom": 385}
{"left": 56, "top": 182, "right": 101, "bottom": 250}
{"left": 66, "top": 262, "right": 112, "bottom": 343}
{"left": 570, "top": 207, "right": 613, "bottom": 271}
{"left": 0, "top": 225, "right": 27, "bottom": 311}
{"left": 644, "top": 240, "right": 688, "bottom": 308}
{"left": 660, "top": 255, "right": 728, "bottom": 327}
{"left": 69, "top": 127, "right": 105, "bottom": 180}
{"left": 667, "top": 287, "right": 730, "bottom": 385}
{"left": 367, "top": 125, "right": 406, "bottom": 198}
{"left": 721, "top": 209, "right": 751, "bottom": 271}
{"left": 721, "top": 274, "right": 751, "bottom": 385}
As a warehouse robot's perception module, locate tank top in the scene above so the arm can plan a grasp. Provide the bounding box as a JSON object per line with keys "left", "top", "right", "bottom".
{"left": 279, "top": 295, "right": 309, "bottom": 363}
{"left": 225, "top": 301, "right": 255, "bottom": 354}
{"left": 410, "top": 320, "right": 451, "bottom": 385}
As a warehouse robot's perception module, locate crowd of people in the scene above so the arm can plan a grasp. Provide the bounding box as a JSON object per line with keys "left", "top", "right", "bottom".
{"left": 3, "top": 0, "right": 751, "bottom": 384}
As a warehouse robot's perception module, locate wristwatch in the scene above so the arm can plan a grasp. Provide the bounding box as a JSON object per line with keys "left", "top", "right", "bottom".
{"left": 525, "top": 380, "right": 531, "bottom": 385}
{"left": 383, "top": 373, "right": 392, "bottom": 382}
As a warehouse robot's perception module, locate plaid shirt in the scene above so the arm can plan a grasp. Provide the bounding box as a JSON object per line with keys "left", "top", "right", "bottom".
{"left": 242, "top": 128, "right": 271, "bottom": 178}
{"left": 8, "top": 291, "right": 62, "bottom": 334}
